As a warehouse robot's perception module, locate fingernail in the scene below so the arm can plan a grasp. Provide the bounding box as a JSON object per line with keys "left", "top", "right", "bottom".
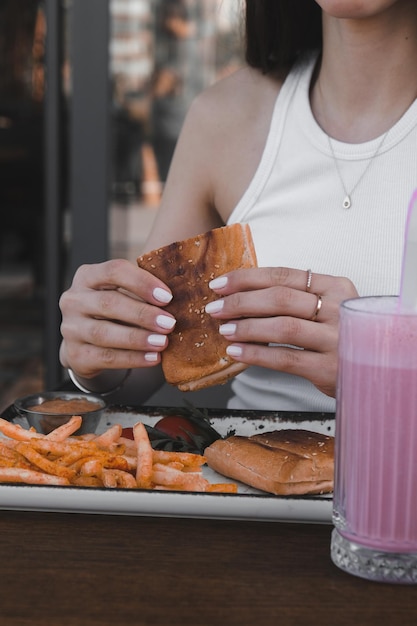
{"left": 226, "top": 345, "right": 242, "bottom": 358}
{"left": 144, "top": 352, "right": 159, "bottom": 362}
{"left": 209, "top": 276, "right": 228, "bottom": 290}
{"left": 156, "top": 314, "right": 176, "bottom": 330}
{"left": 148, "top": 334, "right": 167, "bottom": 347}
{"left": 219, "top": 323, "right": 236, "bottom": 336}
{"left": 205, "top": 299, "right": 224, "bottom": 314}
{"left": 153, "top": 287, "right": 172, "bottom": 303}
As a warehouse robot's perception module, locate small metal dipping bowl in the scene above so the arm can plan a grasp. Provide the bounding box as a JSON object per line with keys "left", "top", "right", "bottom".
{"left": 14, "top": 391, "right": 106, "bottom": 435}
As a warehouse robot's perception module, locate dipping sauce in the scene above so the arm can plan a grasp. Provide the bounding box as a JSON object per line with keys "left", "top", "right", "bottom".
{"left": 28, "top": 398, "right": 102, "bottom": 414}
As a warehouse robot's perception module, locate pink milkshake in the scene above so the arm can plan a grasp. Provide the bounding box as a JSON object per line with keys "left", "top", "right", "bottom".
{"left": 331, "top": 296, "right": 417, "bottom": 583}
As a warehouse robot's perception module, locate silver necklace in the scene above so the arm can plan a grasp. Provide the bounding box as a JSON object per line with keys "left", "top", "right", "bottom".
{"left": 327, "top": 130, "right": 389, "bottom": 209}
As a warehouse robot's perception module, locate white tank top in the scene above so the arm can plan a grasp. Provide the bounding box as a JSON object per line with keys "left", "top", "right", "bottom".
{"left": 227, "top": 53, "right": 417, "bottom": 412}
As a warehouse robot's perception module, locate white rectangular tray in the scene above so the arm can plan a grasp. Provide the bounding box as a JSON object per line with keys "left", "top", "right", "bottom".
{"left": 0, "top": 405, "right": 335, "bottom": 523}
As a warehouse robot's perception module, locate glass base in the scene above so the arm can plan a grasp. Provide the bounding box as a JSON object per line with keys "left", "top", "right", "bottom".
{"left": 331, "top": 528, "right": 417, "bottom": 584}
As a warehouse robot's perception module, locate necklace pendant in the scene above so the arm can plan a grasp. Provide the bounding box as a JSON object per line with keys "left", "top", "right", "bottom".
{"left": 343, "top": 195, "right": 352, "bottom": 209}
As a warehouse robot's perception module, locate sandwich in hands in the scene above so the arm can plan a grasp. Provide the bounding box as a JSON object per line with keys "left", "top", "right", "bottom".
{"left": 137, "top": 223, "right": 258, "bottom": 391}
{"left": 204, "top": 429, "right": 334, "bottom": 495}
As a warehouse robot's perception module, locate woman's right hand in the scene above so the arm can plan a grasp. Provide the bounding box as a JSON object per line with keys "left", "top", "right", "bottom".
{"left": 59, "top": 259, "right": 176, "bottom": 380}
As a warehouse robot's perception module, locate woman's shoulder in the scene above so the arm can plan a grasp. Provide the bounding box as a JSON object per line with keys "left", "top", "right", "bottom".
{"left": 188, "top": 65, "right": 283, "bottom": 132}
{"left": 172, "top": 66, "right": 284, "bottom": 220}
{"left": 203, "top": 63, "right": 282, "bottom": 101}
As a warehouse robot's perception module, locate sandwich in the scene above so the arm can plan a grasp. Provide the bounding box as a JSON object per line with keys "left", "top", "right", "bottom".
{"left": 204, "top": 429, "right": 334, "bottom": 495}
{"left": 137, "top": 223, "right": 258, "bottom": 391}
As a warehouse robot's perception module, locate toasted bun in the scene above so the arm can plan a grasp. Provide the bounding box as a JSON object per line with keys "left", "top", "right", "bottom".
{"left": 204, "top": 429, "right": 334, "bottom": 495}
{"left": 137, "top": 224, "right": 257, "bottom": 391}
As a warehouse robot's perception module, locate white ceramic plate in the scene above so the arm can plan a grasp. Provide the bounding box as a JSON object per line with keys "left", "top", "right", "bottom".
{"left": 0, "top": 405, "right": 335, "bottom": 523}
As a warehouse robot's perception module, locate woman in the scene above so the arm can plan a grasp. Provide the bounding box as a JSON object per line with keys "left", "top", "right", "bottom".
{"left": 59, "top": 0, "right": 417, "bottom": 410}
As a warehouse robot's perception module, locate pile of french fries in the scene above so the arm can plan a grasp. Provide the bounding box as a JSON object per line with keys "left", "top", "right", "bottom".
{"left": 0, "top": 416, "right": 237, "bottom": 492}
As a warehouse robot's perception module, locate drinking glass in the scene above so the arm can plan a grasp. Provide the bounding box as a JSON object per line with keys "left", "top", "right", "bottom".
{"left": 331, "top": 295, "right": 417, "bottom": 583}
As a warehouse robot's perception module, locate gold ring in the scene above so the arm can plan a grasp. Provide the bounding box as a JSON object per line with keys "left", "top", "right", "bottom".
{"left": 306, "top": 269, "right": 312, "bottom": 292}
{"left": 311, "top": 294, "right": 323, "bottom": 321}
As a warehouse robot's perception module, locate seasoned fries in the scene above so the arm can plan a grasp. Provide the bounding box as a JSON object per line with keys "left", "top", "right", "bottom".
{"left": 133, "top": 422, "right": 153, "bottom": 489}
{"left": 0, "top": 416, "right": 237, "bottom": 493}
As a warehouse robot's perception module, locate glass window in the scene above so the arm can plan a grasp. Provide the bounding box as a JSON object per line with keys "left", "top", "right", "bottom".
{"left": 0, "top": 0, "right": 244, "bottom": 406}
{"left": 0, "top": 0, "right": 46, "bottom": 411}
{"left": 109, "top": 0, "right": 244, "bottom": 261}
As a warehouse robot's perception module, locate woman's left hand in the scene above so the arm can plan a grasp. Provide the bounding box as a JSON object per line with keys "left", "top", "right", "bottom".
{"left": 205, "top": 266, "right": 358, "bottom": 398}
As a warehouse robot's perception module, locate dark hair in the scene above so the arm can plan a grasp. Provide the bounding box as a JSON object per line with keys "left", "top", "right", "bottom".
{"left": 245, "top": 0, "right": 322, "bottom": 75}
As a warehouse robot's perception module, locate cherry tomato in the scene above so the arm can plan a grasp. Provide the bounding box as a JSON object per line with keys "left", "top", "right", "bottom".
{"left": 154, "top": 415, "right": 200, "bottom": 444}
{"left": 121, "top": 427, "right": 134, "bottom": 440}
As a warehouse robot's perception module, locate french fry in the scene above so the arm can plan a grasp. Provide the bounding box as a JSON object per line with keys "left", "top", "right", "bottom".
{"left": 77, "top": 434, "right": 95, "bottom": 441}
{"left": 46, "top": 415, "right": 82, "bottom": 441}
{"left": 134, "top": 422, "right": 153, "bottom": 489}
{"left": 78, "top": 458, "right": 104, "bottom": 476}
{"left": 64, "top": 451, "right": 125, "bottom": 475}
{"left": 0, "top": 416, "right": 238, "bottom": 494}
{"left": 93, "top": 424, "right": 123, "bottom": 446}
{"left": 119, "top": 437, "right": 136, "bottom": 455}
{"left": 27, "top": 438, "right": 94, "bottom": 457}
{"left": 0, "top": 418, "right": 42, "bottom": 441}
{"left": 152, "top": 450, "right": 206, "bottom": 468}
{"left": 121, "top": 455, "right": 137, "bottom": 472}
{"left": 72, "top": 475, "right": 103, "bottom": 487}
{"left": 66, "top": 454, "right": 100, "bottom": 473}
{"left": 165, "top": 461, "right": 185, "bottom": 471}
{"left": 0, "top": 442, "right": 19, "bottom": 460}
{"left": 102, "top": 469, "right": 117, "bottom": 487}
{"left": 151, "top": 463, "right": 210, "bottom": 492}
{"left": 0, "top": 467, "right": 70, "bottom": 485}
{"left": 102, "top": 469, "right": 137, "bottom": 489}
{"left": 15, "top": 442, "right": 76, "bottom": 481}
{"left": 0, "top": 456, "right": 27, "bottom": 469}
{"left": 0, "top": 438, "right": 18, "bottom": 449}
{"left": 82, "top": 453, "right": 129, "bottom": 472}
{"left": 0, "top": 445, "right": 33, "bottom": 470}
{"left": 207, "top": 483, "right": 238, "bottom": 493}
{"left": 59, "top": 450, "right": 98, "bottom": 468}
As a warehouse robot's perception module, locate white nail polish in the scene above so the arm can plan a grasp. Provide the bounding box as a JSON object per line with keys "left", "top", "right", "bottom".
{"left": 209, "top": 276, "right": 228, "bottom": 290}
{"left": 144, "top": 352, "right": 159, "bottom": 362}
{"left": 205, "top": 299, "right": 224, "bottom": 314}
{"left": 219, "top": 323, "right": 236, "bottom": 336}
{"left": 226, "top": 345, "right": 242, "bottom": 358}
{"left": 156, "top": 314, "right": 176, "bottom": 330}
{"left": 148, "top": 334, "right": 167, "bottom": 347}
{"left": 153, "top": 287, "right": 172, "bottom": 303}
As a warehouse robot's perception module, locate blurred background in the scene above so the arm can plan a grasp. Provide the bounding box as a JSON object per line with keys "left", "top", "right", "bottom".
{"left": 0, "top": 0, "right": 244, "bottom": 413}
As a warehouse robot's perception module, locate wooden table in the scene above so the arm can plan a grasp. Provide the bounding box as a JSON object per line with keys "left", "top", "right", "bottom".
{"left": 0, "top": 511, "right": 415, "bottom": 625}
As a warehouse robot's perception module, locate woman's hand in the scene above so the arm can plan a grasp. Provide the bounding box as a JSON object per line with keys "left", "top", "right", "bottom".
{"left": 205, "top": 266, "right": 358, "bottom": 398}
{"left": 59, "top": 259, "right": 176, "bottom": 379}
